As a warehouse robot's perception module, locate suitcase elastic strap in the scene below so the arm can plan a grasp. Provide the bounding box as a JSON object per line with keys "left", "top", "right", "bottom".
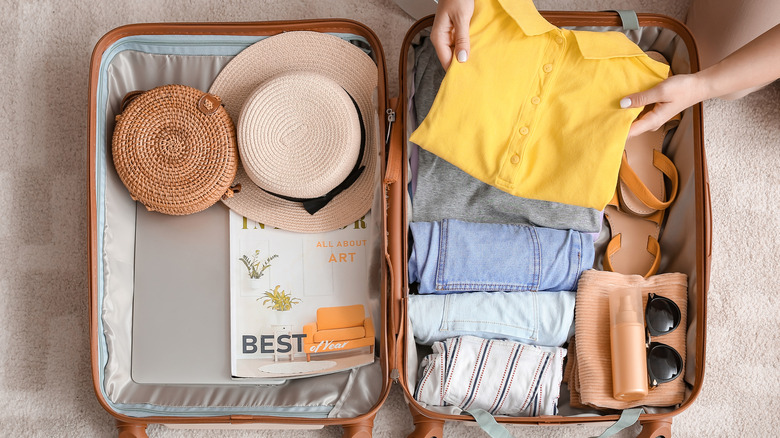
{"left": 464, "top": 409, "right": 514, "bottom": 438}
{"left": 465, "top": 407, "right": 644, "bottom": 438}
{"left": 611, "top": 10, "right": 640, "bottom": 30}
{"left": 593, "top": 408, "right": 645, "bottom": 438}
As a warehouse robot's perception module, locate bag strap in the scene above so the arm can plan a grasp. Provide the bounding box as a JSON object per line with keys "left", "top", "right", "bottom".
{"left": 593, "top": 408, "right": 644, "bottom": 438}
{"left": 119, "top": 90, "right": 146, "bottom": 113}
{"left": 465, "top": 409, "right": 515, "bottom": 438}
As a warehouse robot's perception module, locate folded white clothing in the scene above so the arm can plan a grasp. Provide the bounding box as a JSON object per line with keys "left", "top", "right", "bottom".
{"left": 415, "top": 336, "right": 566, "bottom": 416}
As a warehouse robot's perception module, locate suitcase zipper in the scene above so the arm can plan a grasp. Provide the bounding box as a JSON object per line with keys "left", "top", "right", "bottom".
{"left": 385, "top": 108, "right": 396, "bottom": 147}
{"left": 103, "top": 34, "right": 374, "bottom": 58}
{"left": 112, "top": 405, "right": 330, "bottom": 418}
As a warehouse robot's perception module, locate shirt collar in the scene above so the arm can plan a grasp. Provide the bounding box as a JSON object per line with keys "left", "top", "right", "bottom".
{"left": 572, "top": 30, "right": 649, "bottom": 59}
{"left": 496, "top": 0, "right": 556, "bottom": 36}
{"left": 496, "top": 0, "right": 656, "bottom": 61}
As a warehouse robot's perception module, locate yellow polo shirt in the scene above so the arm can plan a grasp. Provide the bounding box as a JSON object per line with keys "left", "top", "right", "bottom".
{"left": 409, "top": 0, "right": 669, "bottom": 210}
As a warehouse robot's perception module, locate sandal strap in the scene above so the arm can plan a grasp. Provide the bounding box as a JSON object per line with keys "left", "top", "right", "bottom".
{"left": 608, "top": 190, "right": 665, "bottom": 227}
{"left": 608, "top": 190, "right": 620, "bottom": 208}
{"left": 603, "top": 234, "right": 662, "bottom": 278}
{"left": 645, "top": 236, "right": 662, "bottom": 277}
{"left": 603, "top": 234, "right": 622, "bottom": 272}
{"left": 619, "top": 149, "right": 679, "bottom": 211}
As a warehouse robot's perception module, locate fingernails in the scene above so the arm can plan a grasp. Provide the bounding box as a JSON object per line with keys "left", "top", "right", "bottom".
{"left": 620, "top": 97, "right": 631, "bottom": 109}
{"left": 457, "top": 50, "right": 468, "bottom": 63}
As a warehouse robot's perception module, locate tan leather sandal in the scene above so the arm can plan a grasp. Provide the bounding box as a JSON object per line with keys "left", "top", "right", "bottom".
{"left": 603, "top": 192, "right": 664, "bottom": 278}
{"left": 617, "top": 50, "right": 681, "bottom": 217}
{"left": 604, "top": 51, "right": 680, "bottom": 278}
{"left": 604, "top": 112, "right": 679, "bottom": 278}
{"left": 617, "top": 113, "right": 681, "bottom": 217}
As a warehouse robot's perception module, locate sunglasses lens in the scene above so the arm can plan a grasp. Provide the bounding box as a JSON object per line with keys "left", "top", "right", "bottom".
{"left": 646, "top": 295, "right": 681, "bottom": 336}
{"left": 647, "top": 343, "right": 683, "bottom": 386}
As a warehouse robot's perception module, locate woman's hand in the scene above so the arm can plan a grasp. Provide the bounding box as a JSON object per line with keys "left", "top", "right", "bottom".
{"left": 620, "top": 74, "right": 706, "bottom": 137}
{"left": 623, "top": 23, "right": 779, "bottom": 137}
{"left": 431, "top": 0, "right": 475, "bottom": 70}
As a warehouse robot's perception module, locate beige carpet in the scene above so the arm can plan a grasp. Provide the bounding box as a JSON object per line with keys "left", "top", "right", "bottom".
{"left": 1, "top": 0, "right": 778, "bottom": 436}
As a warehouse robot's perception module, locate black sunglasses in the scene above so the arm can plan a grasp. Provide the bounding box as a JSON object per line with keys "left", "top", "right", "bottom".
{"left": 645, "top": 293, "right": 683, "bottom": 388}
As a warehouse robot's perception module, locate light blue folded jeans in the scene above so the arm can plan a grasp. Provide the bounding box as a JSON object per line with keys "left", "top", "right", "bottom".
{"left": 408, "top": 219, "right": 594, "bottom": 294}
{"left": 408, "top": 291, "right": 575, "bottom": 347}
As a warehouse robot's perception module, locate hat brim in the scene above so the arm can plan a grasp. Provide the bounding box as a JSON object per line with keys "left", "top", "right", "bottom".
{"left": 209, "top": 31, "right": 378, "bottom": 233}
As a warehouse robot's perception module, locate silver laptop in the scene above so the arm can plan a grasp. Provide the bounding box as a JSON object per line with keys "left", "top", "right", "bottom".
{"left": 131, "top": 203, "right": 283, "bottom": 385}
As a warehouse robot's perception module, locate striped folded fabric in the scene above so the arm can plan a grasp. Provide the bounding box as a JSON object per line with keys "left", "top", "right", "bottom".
{"left": 415, "top": 335, "right": 566, "bottom": 416}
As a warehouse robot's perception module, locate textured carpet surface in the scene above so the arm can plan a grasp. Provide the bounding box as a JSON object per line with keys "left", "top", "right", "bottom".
{"left": 1, "top": 0, "right": 778, "bottom": 437}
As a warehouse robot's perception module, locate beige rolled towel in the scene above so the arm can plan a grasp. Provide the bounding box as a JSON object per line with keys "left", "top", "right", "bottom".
{"left": 570, "top": 270, "right": 688, "bottom": 410}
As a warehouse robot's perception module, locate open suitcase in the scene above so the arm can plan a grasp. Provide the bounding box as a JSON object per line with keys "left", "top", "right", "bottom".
{"left": 88, "top": 8, "right": 711, "bottom": 438}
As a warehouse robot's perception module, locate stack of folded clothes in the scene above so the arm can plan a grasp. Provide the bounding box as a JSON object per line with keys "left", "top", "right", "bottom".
{"left": 406, "top": 0, "right": 680, "bottom": 418}
{"left": 406, "top": 219, "right": 592, "bottom": 416}
{"left": 407, "top": 35, "right": 599, "bottom": 416}
{"left": 406, "top": 220, "right": 591, "bottom": 416}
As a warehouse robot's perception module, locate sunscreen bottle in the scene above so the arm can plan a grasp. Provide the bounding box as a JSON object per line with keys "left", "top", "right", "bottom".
{"left": 609, "top": 287, "right": 648, "bottom": 401}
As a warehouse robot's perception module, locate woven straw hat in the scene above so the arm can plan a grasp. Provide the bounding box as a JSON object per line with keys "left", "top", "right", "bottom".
{"left": 209, "top": 31, "right": 378, "bottom": 233}
{"left": 112, "top": 84, "right": 238, "bottom": 215}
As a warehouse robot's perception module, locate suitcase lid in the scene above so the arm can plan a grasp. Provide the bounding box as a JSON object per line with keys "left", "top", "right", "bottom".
{"left": 88, "top": 18, "right": 393, "bottom": 427}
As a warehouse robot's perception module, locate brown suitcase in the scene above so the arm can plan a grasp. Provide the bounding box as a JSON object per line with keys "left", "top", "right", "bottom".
{"left": 87, "top": 11, "right": 711, "bottom": 438}
{"left": 385, "top": 12, "right": 711, "bottom": 438}
{"left": 88, "top": 20, "right": 394, "bottom": 437}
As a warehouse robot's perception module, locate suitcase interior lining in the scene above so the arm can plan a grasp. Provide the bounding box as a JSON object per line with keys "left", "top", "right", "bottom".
{"left": 403, "top": 24, "right": 700, "bottom": 417}
{"left": 95, "top": 33, "right": 388, "bottom": 418}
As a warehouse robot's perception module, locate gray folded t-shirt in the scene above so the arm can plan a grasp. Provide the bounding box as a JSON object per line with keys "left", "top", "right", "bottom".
{"left": 410, "top": 37, "right": 603, "bottom": 233}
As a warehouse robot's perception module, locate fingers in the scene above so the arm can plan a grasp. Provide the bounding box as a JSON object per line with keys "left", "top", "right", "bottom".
{"left": 624, "top": 76, "right": 699, "bottom": 137}
{"left": 622, "top": 81, "right": 673, "bottom": 136}
{"left": 452, "top": 18, "right": 470, "bottom": 64}
{"left": 430, "top": 18, "right": 469, "bottom": 70}
{"left": 431, "top": 0, "right": 474, "bottom": 70}
{"left": 620, "top": 84, "right": 665, "bottom": 109}
{"left": 431, "top": 16, "right": 454, "bottom": 70}
{"left": 627, "top": 105, "right": 674, "bottom": 138}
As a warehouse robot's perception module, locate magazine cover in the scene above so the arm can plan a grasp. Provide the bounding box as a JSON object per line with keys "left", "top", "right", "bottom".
{"left": 229, "top": 211, "right": 376, "bottom": 380}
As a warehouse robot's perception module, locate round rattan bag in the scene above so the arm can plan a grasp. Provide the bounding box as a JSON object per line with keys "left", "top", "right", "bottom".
{"left": 112, "top": 84, "right": 238, "bottom": 216}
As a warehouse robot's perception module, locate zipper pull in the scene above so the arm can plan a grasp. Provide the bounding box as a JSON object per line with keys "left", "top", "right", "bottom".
{"left": 385, "top": 108, "right": 396, "bottom": 147}
{"left": 390, "top": 368, "right": 400, "bottom": 383}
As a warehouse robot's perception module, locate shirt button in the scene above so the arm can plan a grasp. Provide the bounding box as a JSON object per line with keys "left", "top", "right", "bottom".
{"left": 510, "top": 154, "right": 521, "bottom": 165}
{"left": 519, "top": 126, "right": 529, "bottom": 135}
{"left": 531, "top": 96, "right": 541, "bottom": 105}
{"left": 543, "top": 64, "right": 553, "bottom": 73}
{"left": 555, "top": 36, "right": 565, "bottom": 45}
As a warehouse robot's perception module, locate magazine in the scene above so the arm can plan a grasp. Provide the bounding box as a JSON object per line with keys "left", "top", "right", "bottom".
{"left": 228, "top": 211, "right": 376, "bottom": 380}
